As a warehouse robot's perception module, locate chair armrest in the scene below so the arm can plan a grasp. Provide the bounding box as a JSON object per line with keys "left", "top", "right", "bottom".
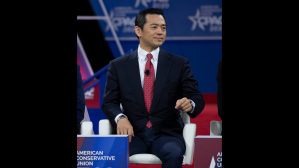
{"left": 183, "top": 123, "right": 196, "bottom": 165}
{"left": 181, "top": 111, "right": 190, "bottom": 124}
{"left": 80, "top": 121, "right": 93, "bottom": 135}
{"left": 210, "top": 121, "right": 222, "bottom": 136}
{"left": 99, "top": 119, "right": 113, "bottom": 135}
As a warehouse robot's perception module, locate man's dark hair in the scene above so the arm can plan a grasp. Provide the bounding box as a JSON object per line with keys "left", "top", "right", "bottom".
{"left": 135, "top": 8, "right": 166, "bottom": 40}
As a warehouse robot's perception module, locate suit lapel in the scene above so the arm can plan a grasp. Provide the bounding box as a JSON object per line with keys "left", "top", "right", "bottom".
{"left": 150, "top": 49, "right": 173, "bottom": 114}
{"left": 123, "top": 50, "right": 148, "bottom": 115}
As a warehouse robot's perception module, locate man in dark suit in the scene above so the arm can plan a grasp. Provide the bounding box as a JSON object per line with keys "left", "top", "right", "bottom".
{"left": 77, "top": 64, "right": 85, "bottom": 134}
{"left": 102, "top": 8, "right": 205, "bottom": 168}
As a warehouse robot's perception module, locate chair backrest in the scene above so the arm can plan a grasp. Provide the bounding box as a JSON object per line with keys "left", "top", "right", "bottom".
{"left": 210, "top": 121, "right": 222, "bottom": 136}
{"left": 99, "top": 119, "right": 113, "bottom": 135}
{"left": 80, "top": 121, "right": 93, "bottom": 135}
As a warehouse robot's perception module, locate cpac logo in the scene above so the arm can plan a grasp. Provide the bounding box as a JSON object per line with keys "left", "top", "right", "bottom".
{"left": 104, "top": 10, "right": 135, "bottom": 33}
{"left": 84, "top": 87, "right": 94, "bottom": 99}
{"left": 188, "top": 9, "right": 222, "bottom": 32}
{"left": 134, "top": 0, "right": 169, "bottom": 9}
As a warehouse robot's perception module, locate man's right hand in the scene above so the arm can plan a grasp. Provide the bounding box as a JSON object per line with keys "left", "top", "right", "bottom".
{"left": 117, "top": 118, "right": 134, "bottom": 142}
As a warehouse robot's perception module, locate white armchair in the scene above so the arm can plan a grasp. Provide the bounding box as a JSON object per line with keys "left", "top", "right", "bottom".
{"left": 98, "top": 112, "right": 196, "bottom": 165}
{"left": 210, "top": 120, "right": 222, "bottom": 136}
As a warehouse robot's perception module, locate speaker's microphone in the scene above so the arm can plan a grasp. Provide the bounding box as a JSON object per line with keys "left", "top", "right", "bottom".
{"left": 145, "top": 69, "right": 150, "bottom": 76}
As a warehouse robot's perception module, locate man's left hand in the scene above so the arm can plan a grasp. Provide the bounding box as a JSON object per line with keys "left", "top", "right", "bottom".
{"left": 175, "top": 97, "right": 192, "bottom": 113}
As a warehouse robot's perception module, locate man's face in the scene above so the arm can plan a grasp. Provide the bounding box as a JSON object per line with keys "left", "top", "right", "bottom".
{"left": 135, "top": 14, "right": 166, "bottom": 51}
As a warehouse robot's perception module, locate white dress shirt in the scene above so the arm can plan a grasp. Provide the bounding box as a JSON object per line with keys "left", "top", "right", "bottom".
{"left": 115, "top": 45, "right": 195, "bottom": 124}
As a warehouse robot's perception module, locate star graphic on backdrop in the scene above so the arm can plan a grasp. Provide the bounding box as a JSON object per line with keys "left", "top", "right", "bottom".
{"left": 209, "top": 156, "right": 216, "bottom": 168}
{"left": 104, "top": 10, "right": 119, "bottom": 32}
{"left": 188, "top": 9, "right": 205, "bottom": 31}
{"left": 134, "top": 0, "right": 150, "bottom": 8}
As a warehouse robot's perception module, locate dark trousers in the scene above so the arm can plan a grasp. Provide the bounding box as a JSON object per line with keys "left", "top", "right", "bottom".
{"left": 129, "top": 125, "right": 185, "bottom": 168}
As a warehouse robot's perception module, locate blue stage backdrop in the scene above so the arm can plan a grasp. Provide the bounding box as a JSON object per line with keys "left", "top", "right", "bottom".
{"left": 89, "top": 0, "right": 222, "bottom": 94}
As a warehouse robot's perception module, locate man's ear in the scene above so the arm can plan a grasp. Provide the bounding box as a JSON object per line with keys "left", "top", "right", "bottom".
{"left": 135, "top": 26, "right": 142, "bottom": 38}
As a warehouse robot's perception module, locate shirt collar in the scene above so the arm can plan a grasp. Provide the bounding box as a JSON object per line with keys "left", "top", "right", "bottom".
{"left": 138, "top": 45, "right": 159, "bottom": 62}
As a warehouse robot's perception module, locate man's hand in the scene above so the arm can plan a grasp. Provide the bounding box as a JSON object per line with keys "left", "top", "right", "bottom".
{"left": 117, "top": 118, "right": 134, "bottom": 142}
{"left": 175, "top": 97, "right": 192, "bottom": 113}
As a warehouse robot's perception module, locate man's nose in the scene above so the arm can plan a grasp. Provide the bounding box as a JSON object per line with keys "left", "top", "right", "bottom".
{"left": 156, "top": 27, "right": 163, "bottom": 34}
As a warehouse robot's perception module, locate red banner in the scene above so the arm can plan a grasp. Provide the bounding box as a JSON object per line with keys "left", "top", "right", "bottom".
{"left": 83, "top": 79, "right": 100, "bottom": 108}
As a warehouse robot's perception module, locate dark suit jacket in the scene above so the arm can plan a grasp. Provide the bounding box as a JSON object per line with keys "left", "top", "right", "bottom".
{"left": 77, "top": 64, "right": 85, "bottom": 134}
{"left": 102, "top": 49, "right": 205, "bottom": 143}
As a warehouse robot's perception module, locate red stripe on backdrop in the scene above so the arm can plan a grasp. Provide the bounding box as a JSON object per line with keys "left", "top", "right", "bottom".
{"left": 129, "top": 94, "right": 221, "bottom": 168}
{"left": 202, "top": 93, "right": 218, "bottom": 104}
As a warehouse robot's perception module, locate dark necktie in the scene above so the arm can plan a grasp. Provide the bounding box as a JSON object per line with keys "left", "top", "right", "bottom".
{"left": 144, "top": 53, "right": 154, "bottom": 128}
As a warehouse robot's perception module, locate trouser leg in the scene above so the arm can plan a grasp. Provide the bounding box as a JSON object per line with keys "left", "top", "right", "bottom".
{"left": 129, "top": 135, "right": 148, "bottom": 156}
{"left": 150, "top": 134, "right": 185, "bottom": 168}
